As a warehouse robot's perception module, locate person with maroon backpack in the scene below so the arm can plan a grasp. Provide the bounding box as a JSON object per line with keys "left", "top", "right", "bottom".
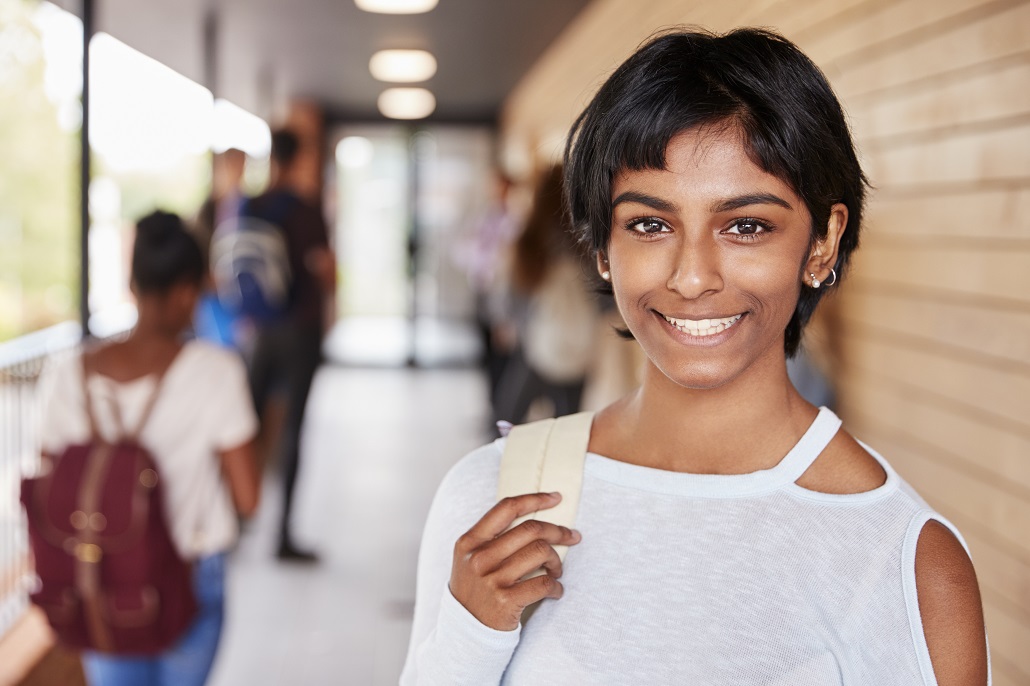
{"left": 26, "top": 211, "right": 261, "bottom": 686}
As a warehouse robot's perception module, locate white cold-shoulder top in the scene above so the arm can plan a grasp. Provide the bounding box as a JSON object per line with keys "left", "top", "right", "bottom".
{"left": 401, "top": 408, "right": 989, "bottom": 685}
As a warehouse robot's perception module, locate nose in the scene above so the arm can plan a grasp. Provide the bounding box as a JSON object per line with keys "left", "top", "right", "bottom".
{"left": 666, "top": 234, "right": 724, "bottom": 300}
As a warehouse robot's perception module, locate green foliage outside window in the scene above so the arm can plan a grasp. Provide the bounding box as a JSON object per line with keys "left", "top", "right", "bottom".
{"left": 0, "top": 0, "right": 79, "bottom": 342}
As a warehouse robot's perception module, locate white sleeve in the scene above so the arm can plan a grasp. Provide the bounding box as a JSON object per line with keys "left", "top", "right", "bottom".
{"left": 38, "top": 351, "right": 89, "bottom": 456}
{"left": 400, "top": 442, "right": 521, "bottom": 686}
{"left": 205, "top": 349, "right": 259, "bottom": 452}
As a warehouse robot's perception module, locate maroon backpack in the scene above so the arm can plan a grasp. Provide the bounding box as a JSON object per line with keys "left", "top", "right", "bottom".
{"left": 20, "top": 352, "right": 197, "bottom": 654}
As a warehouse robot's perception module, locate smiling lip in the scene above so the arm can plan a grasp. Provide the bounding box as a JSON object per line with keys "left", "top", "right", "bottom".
{"left": 659, "top": 312, "right": 745, "bottom": 337}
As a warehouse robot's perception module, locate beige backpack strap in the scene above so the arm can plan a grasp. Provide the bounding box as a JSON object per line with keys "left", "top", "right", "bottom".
{"left": 497, "top": 411, "right": 593, "bottom": 563}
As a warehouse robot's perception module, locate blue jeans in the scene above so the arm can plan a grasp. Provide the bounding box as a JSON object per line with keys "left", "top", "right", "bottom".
{"left": 83, "top": 553, "right": 226, "bottom": 686}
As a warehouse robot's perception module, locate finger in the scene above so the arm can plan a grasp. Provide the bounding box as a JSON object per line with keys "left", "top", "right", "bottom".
{"left": 468, "top": 520, "right": 581, "bottom": 576}
{"left": 494, "top": 538, "right": 564, "bottom": 587}
{"left": 463, "top": 493, "right": 563, "bottom": 544}
{"left": 510, "top": 573, "right": 564, "bottom": 609}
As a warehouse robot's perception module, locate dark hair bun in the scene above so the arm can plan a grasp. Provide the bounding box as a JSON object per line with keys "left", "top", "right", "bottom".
{"left": 135, "top": 210, "right": 181, "bottom": 246}
{"left": 132, "top": 210, "right": 205, "bottom": 293}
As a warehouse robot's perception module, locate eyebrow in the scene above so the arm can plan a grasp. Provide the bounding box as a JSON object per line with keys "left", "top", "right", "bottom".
{"left": 712, "top": 193, "right": 793, "bottom": 213}
{"left": 611, "top": 191, "right": 678, "bottom": 213}
{"left": 611, "top": 190, "right": 794, "bottom": 214}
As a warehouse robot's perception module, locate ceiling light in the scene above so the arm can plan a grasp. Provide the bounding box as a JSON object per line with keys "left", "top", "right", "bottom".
{"left": 377, "top": 88, "right": 436, "bottom": 120}
{"left": 369, "top": 50, "right": 437, "bottom": 83}
{"left": 354, "top": 0, "right": 438, "bottom": 14}
{"left": 336, "top": 136, "right": 374, "bottom": 169}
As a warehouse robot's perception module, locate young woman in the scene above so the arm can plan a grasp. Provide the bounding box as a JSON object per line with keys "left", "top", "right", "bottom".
{"left": 401, "top": 28, "right": 988, "bottom": 685}
{"left": 38, "top": 211, "right": 261, "bottom": 686}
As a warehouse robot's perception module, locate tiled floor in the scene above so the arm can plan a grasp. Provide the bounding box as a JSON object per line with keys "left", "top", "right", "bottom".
{"left": 208, "top": 365, "right": 491, "bottom": 686}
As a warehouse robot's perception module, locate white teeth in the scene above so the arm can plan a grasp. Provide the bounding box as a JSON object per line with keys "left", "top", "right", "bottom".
{"left": 662, "top": 313, "right": 743, "bottom": 337}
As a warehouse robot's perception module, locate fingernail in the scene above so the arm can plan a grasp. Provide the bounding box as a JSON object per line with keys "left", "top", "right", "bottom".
{"left": 549, "top": 492, "right": 561, "bottom": 498}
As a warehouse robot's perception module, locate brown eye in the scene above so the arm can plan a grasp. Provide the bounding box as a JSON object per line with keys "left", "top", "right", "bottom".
{"left": 725, "top": 219, "right": 770, "bottom": 236}
{"left": 628, "top": 219, "right": 669, "bottom": 235}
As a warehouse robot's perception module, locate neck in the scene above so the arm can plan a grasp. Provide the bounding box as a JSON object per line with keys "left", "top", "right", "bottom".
{"left": 617, "top": 350, "right": 815, "bottom": 474}
{"left": 131, "top": 306, "right": 183, "bottom": 345}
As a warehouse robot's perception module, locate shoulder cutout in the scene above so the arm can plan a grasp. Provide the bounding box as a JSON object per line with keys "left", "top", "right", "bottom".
{"left": 794, "top": 430, "right": 887, "bottom": 494}
{"left": 915, "top": 520, "right": 988, "bottom": 685}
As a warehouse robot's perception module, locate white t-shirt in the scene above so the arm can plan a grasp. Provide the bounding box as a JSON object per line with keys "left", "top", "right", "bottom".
{"left": 38, "top": 340, "right": 258, "bottom": 559}
{"left": 401, "top": 408, "right": 990, "bottom": 685}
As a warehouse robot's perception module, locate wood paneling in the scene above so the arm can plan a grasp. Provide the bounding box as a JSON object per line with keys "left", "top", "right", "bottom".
{"left": 862, "top": 125, "right": 1030, "bottom": 186}
{"left": 840, "top": 372, "right": 1030, "bottom": 492}
{"left": 842, "top": 288, "right": 1030, "bottom": 367}
{"left": 981, "top": 601, "right": 1030, "bottom": 683}
{"left": 501, "top": 0, "right": 1030, "bottom": 676}
{"left": 863, "top": 189, "right": 1030, "bottom": 240}
{"left": 799, "top": 0, "right": 1008, "bottom": 66}
{"left": 849, "top": 60, "right": 1030, "bottom": 142}
{"left": 828, "top": 1, "right": 1030, "bottom": 97}
{"left": 842, "top": 330, "right": 1029, "bottom": 427}
{"left": 849, "top": 240, "right": 1030, "bottom": 304}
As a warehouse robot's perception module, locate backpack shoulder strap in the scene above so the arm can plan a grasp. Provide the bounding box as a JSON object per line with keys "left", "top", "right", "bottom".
{"left": 497, "top": 411, "right": 593, "bottom": 562}
{"left": 128, "top": 346, "right": 183, "bottom": 441}
{"left": 80, "top": 351, "right": 103, "bottom": 442}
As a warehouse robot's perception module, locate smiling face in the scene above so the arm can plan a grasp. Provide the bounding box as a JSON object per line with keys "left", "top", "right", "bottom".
{"left": 603, "top": 125, "right": 845, "bottom": 391}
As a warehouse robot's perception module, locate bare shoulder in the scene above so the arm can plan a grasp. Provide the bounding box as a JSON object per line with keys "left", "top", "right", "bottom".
{"left": 915, "top": 520, "right": 988, "bottom": 685}
{"left": 795, "top": 429, "right": 887, "bottom": 494}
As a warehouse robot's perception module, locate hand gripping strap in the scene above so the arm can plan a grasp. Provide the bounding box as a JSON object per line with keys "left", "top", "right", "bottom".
{"left": 497, "top": 411, "right": 594, "bottom": 563}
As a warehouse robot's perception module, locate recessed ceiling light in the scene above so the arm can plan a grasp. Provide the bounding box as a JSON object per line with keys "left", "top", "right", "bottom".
{"left": 377, "top": 88, "right": 436, "bottom": 120}
{"left": 369, "top": 50, "right": 437, "bottom": 83}
{"left": 354, "top": 0, "right": 438, "bottom": 14}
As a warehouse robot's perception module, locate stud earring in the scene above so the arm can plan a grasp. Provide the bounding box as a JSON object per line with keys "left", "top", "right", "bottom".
{"left": 601, "top": 271, "right": 611, "bottom": 281}
{"left": 810, "top": 273, "right": 821, "bottom": 289}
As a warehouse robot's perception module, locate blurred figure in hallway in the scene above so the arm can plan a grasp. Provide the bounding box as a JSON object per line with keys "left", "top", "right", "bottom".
{"left": 194, "top": 148, "right": 248, "bottom": 348}
{"left": 454, "top": 170, "right": 520, "bottom": 423}
{"left": 34, "top": 211, "right": 260, "bottom": 686}
{"left": 196, "top": 148, "right": 248, "bottom": 249}
{"left": 243, "top": 129, "right": 336, "bottom": 562}
{"left": 494, "top": 165, "right": 600, "bottom": 423}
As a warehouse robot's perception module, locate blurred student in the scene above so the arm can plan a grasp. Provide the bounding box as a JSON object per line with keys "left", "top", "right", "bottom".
{"left": 196, "top": 148, "right": 248, "bottom": 251}
{"left": 455, "top": 170, "right": 520, "bottom": 419}
{"left": 194, "top": 148, "right": 248, "bottom": 347}
{"left": 37, "top": 211, "right": 260, "bottom": 685}
{"left": 494, "top": 165, "right": 600, "bottom": 423}
{"left": 243, "top": 129, "right": 335, "bottom": 562}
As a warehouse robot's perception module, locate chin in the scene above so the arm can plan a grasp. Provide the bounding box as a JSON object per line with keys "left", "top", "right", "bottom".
{"left": 653, "top": 358, "right": 744, "bottom": 391}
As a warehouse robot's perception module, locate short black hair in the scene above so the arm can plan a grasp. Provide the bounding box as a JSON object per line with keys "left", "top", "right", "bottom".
{"left": 132, "top": 211, "right": 204, "bottom": 293}
{"left": 563, "top": 27, "right": 869, "bottom": 356}
{"left": 270, "top": 129, "right": 301, "bottom": 168}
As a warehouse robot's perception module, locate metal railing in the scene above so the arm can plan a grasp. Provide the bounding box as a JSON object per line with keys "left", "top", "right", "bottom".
{"left": 0, "top": 309, "right": 137, "bottom": 642}
{"left": 0, "top": 322, "right": 83, "bottom": 641}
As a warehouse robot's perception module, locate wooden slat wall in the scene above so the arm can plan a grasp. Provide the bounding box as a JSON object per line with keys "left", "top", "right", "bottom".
{"left": 500, "top": 0, "right": 1030, "bottom": 682}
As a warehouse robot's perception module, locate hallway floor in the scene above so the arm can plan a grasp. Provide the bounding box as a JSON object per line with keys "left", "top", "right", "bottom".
{"left": 208, "top": 365, "right": 491, "bottom": 686}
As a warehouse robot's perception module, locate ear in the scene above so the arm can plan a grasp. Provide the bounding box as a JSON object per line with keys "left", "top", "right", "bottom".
{"left": 595, "top": 250, "right": 609, "bottom": 279}
{"left": 804, "top": 203, "right": 848, "bottom": 284}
